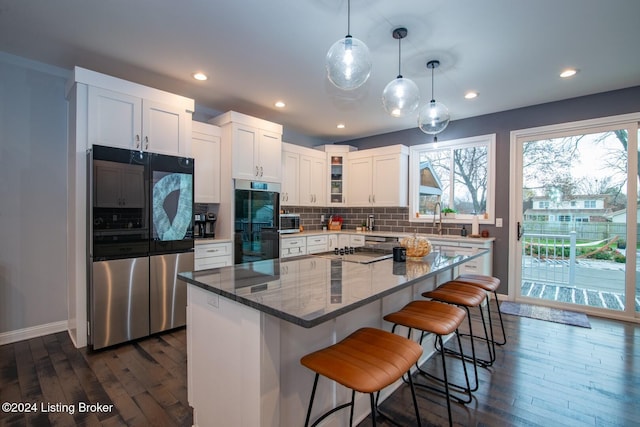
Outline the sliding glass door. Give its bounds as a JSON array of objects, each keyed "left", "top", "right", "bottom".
[{"left": 510, "top": 114, "right": 640, "bottom": 319}]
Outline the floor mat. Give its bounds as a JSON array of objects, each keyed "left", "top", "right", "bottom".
[{"left": 500, "top": 301, "right": 591, "bottom": 328}]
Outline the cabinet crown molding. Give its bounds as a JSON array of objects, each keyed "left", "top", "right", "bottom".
[
  {"left": 67, "top": 66, "right": 194, "bottom": 112},
  {"left": 209, "top": 111, "right": 283, "bottom": 134}
]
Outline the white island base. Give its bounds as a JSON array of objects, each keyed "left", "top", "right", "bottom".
[{"left": 187, "top": 272, "right": 451, "bottom": 427}]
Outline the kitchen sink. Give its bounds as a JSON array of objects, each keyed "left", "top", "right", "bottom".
[{"left": 313, "top": 248, "right": 393, "bottom": 264}]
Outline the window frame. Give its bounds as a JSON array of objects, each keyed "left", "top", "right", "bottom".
[{"left": 409, "top": 133, "right": 496, "bottom": 224}]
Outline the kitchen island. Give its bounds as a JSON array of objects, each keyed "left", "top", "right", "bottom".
[{"left": 178, "top": 246, "right": 488, "bottom": 427}]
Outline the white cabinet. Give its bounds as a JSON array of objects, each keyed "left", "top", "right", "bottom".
[
  {"left": 306, "top": 235, "right": 328, "bottom": 254},
  {"left": 349, "top": 234, "right": 366, "bottom": 247},
  {"left": 429, "top": 238, "right": 493, "bottom": 276},
  {"left": 88, "top": 87, "right": 141, "bottom": 150},
  {"left": 211, "top": 112, "right": 283, "bottom": 183},
  {"left": 327, "top": 234, "right": 339, "bottom": 250},
  {"left": 88, "top": 86, "right": 192, "bottom": 156},
  {"left": 281, "top": 143, "right": 326, "bottom": 206},
  {"left": 281, "top": 150, "right": 299, "bottom": 206},
  {"left": 347, "top": 156, "right": 374, "bottom": 206},
  {"left": 280, "top": 236, "right": 306, "bottom": 258},
  {"left": 316, "top": 145, "right": 356, "bottom": 206},
  {"left": 93, "top": 160, "right": 145, "bottom": 208},
  {"left": 192, "top": 122, "right": 221, "bottom": 203},
  {"left": 194, "top": 241, "right": 232, "bottom": 271},
  {"left": 299, "top": 153, "right": 326, "bottom": 206},
  {"left": 347, "top": 145, "right": 409, "bottom": 207}
]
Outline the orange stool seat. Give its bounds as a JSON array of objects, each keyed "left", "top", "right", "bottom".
[
  {"left": 384, "top": 300, "right": 465, "bottom": 336},
  {"left": 424, "top": 281, "right": 486, "bottom": 307},
  {"left": 455, "top": 273, "right": 499, "bottom": 291},
  {"left": 301, "top": 327, "right": 422, "bottom": 427}
]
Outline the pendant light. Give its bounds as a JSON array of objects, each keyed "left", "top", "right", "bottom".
[
  {"left": 417, "top": 60, "right": 450, "bottom": 135},
  {"left": 326, "top": 0, "right": 371, "bottom": 91},
  {"left": 382, "top": 27, "right": 420, "bottom": 117}
]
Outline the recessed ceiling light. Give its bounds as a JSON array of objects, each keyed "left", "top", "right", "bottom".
[
  {"left": 274, "top": 101, "right": 286, "bottom": 108},
  {"left": 192, "top": 72, "right": 208, "bottom": 81},
  {"left": 560, "top": 68, "right": 577, "bottom": 78},
  {"left": 336, "top": 123, "right": 345, "bottom": 129},
  {"left": 464, "top": 91, "right": 478, "bottom": 99}
]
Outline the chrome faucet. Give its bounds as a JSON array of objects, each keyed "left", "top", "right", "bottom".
[{"left": 433, "top": 201, "right": 443, "bottom": 235}]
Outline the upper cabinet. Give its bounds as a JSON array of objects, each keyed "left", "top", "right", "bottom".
[
  {"left": 347, "top": 145, "right": 409, "bottom": 207},
  {"left": 281, "top": 148, "right": 300, "bottom": 206},
  {"left": 192, "top": 121, "right": 221, "bottom": 203},
  {"left": 282, "top": 143, "right": 326, "bottom": 206},
  {"left": 70, "top": 66, "right": 195, "bottom": 157},
  {"left": 299, "top": 152, "right": 326, "bottom": 206},
  {"left": 88, "top": 86, "right": 191, "bottom": 157},
  {"left": 211, "top": 111, "right": 283, "bottom": 183},
  {"left": 316, "top": 145, "right": 356, "bottom": 206}
]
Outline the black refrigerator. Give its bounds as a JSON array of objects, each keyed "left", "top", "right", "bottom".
[{"left": 89, "top": 145, "right": 194, "bottom": 350}]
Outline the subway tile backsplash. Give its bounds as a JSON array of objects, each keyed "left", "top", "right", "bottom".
[{"left": 282, "top": 206, "right": 465, "bottom": 236}]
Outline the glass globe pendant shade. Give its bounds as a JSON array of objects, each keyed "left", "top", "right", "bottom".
[
  {"left": 326, "top": 35, "right": 372, "bottom": 91},
  {"left": 382, "top": 77, "right": 420, "bottom": 117},
  {"left": 417, "top": 99, "right": 450, "bottom": 134}
]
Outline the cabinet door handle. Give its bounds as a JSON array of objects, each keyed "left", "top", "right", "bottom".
[
  {"left": 260, "top": 166, "right": 264, "bottom": 177},
  {"left": 135, "top": 134, "right": 141, "bottom": 149},
  {"left": 255, "top": 165, "right": 259, "bottom": 176},
  {"left": 372, "top": 195, "right": 375, "bottom": 203},
  {"left": 144, "top": 136, "right": 149, "bottom": 150}
]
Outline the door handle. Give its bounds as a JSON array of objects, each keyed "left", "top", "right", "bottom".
[{"left": 517, "top": 222, "right": 524, "bottom": 241}]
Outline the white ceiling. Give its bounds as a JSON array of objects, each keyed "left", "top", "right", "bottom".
[{"left": 1, "top": 0, "right": 639, "bottom": 142}]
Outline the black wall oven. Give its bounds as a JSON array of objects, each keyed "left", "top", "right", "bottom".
[{"left": 89, "top": 145, "right": 194, "bottom": 350}]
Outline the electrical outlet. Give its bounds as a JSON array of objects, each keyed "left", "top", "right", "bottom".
[
  {"left": 321, "top": 214, "right": 325, "bottom": 222},
  {"left": 496, "top": 218, "right": 503, "bottom": 227}
]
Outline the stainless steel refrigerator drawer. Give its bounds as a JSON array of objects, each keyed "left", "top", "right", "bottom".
[
  {"left": 91, "top": 257, "right": 150, "bottom": 350},
  {"left": 150, "top": 251, "right": 194, "bottom": 334}
]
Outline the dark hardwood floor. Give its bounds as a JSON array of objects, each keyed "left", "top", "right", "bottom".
[{"left": 1, "top": 309, "right": 639, "bottom": 426}]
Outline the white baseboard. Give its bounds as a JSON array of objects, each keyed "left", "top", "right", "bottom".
[{"left": 0, "top": 320, "right": 68, "bottom": 346}]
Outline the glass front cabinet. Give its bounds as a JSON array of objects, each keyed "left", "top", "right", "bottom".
[{"left": 319, "top": 145, "right": 355, "bottom": 207}]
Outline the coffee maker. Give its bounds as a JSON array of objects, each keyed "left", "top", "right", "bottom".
[{"left": 194, "top": 213, "right": 216, "bottom": 238}]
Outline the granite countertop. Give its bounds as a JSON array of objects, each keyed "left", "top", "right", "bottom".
[{"left": 178, "top": 245, "right": 488, "bottom": 328}]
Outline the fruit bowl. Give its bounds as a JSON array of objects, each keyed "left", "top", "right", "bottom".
[{"left": 399, "top": 235, "right": 432, "bottom": 259}]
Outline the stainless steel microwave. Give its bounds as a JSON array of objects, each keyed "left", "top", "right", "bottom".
[{"left": 279, "top": 214, "right": 300, "bottom": 233}]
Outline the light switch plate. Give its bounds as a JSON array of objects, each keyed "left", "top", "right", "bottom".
[{"left": 496, "top": 218, "right": 503, "bottom": 227}]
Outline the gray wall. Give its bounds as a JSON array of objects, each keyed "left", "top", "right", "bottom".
[
  {"left": 0, "top": 53, "right": 69, "bottom": 334},
  {"left": 339, "top": 86, "right": 640, "bottom": 293}
]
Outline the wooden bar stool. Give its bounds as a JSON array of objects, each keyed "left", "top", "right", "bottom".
[
  {"left": 300, "top": 327, "right": 423, "bottom": 427},
  {"left": 384, "top": 300, "right": 471, "bottom": 427},
  {"left": 423, "top": 281, "right": 495, "bottom": 372}
]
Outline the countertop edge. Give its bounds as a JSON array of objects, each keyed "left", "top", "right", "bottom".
[{"left": 281, "top": 229, "right": 496, "bottom": 242}]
